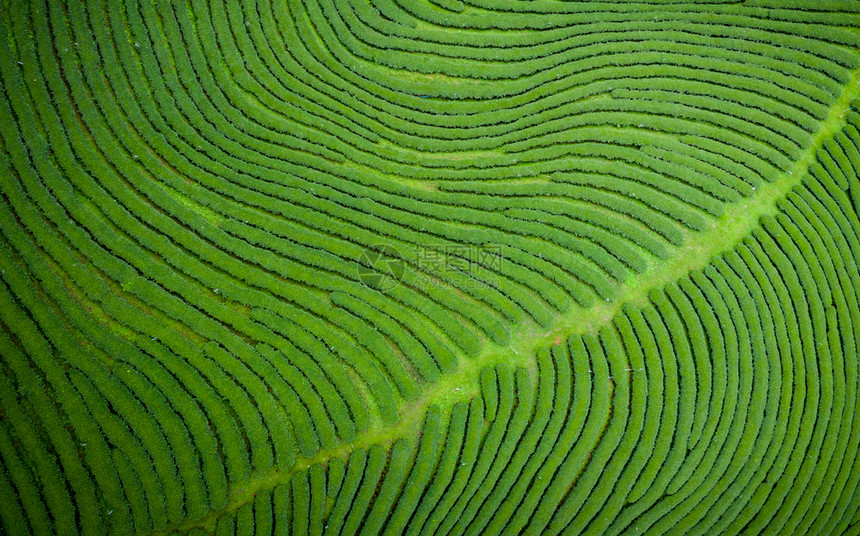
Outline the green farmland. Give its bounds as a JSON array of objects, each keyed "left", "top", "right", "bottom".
[{"left": 3, "top": 0, "right": 860, "bottom": 534}]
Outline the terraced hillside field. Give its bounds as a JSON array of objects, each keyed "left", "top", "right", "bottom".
[{"left": 2, "top": 0, "right": 860, "bottom": 535}]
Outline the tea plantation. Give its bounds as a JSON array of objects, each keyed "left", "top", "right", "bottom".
[{"left": 2, "top": 0, "right": 860, "bottom": 534}]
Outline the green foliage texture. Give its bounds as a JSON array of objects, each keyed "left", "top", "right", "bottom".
[{"left": 2, "top": 0, "right": 860, "bottom": 534}]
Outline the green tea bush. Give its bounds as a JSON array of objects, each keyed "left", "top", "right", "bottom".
[{"left": 3, "top": 0, "right": 860, "bottom": 534}]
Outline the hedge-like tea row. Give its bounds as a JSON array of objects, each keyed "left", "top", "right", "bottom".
[
  {"left": 198, "top": 118, "right": 860, "bottom": 534},
  {"left": 1, "top": 0, "right": 859, "bottom": 534}
]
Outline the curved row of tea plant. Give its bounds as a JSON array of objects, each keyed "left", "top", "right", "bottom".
[
  {"left": 1, "top": 0, "right": 860, "bottom": 534},
  {"left": 169, "top": 116, "right": 860, "bottom": 535}
]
